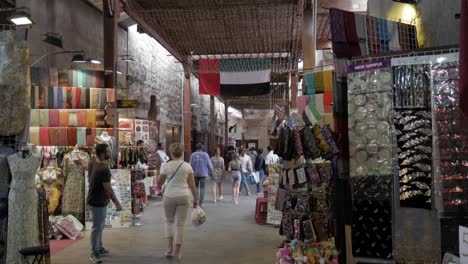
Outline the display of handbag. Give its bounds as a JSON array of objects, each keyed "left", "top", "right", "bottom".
[{"left": 300, "top": 126, "right": 323, "bottom": 159}]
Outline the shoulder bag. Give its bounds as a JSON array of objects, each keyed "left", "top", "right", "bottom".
[{"left": 161, "top": 161, "right": 184, "bottom": 195}]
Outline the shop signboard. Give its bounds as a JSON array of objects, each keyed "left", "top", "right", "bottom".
[
  {"left": 117, "top": 100, "right": 140, "bottom": 108},
  {"left": 85, "top": 169, "right": 133, "bottom": 230}
]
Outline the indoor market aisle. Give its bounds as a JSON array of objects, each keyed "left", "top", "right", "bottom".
[{"left": 52, "top": 184, "right": 281, "bottom": 264}]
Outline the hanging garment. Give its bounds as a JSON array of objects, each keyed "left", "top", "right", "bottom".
[
  {"left": 6, "top": 153, "right": 41, "bottom": 264},
  {"left": 57, "top": 86, "right": 63, "bottom": 109},
  {"left": 77, "top": 128, "right": 87, "bottom": 147},
  {"left": 62, "top": 152, "right": 89, "bottom": 223},
  {"left": 39, "top": 109, "right": 49, "bottom": 127},
  {"left": 49, "top": 128, "right": 60, "bottom": 146},
  {"left": 67, "top": 128, "right": 77, "bottom": 146},
  {"left": 40, "top": 127, "right": 50, "bottom": 146},
  {"left": 77, "top": 110, "right": 87, "bottom": 127},
  {"left": 58, "top": 128, "right": 68, "bottom": 146},
  {"left": 59, "top": 110, "right": 69, "bottom": 127},
  {"left": 87, "top": 109, "right": 96, "bottom": 128},
  {"left": 47, "top": 86, "right": 54, "bottom": 109},
  {"left": 30, "top": 109, "right": 39, "bottom": 127},
  {"left": 80, "top": 88, "right": 87, "bottom": 108}
]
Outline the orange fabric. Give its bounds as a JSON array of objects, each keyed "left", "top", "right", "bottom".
[
  {"left": 87, "top": 109, "right": 96, "bottom": 128},
  {"left": 67, "top": 127, "right": 77, "bottom": 146},
  {"left": 49, "top": 128, "right": 60, "bottom": 145},
  {"left": 58, "top": 128, "right": 68, "bottom": 146},
  {"left": 77, "top": 110, "right": 87, "bottom": 127},
  {"left": 59, "top": 110, "right": 69, "bottom": 127}
]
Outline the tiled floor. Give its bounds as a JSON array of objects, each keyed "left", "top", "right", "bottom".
[{"left": 52, "top": 183, "right": 281, "bottom": 264}]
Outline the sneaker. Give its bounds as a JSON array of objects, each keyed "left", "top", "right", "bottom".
[
  {"left": 90, "top": 253, "right": 102, "bottom": 263},
  {"left": 247, "top": 192, "right": 250, "bottom": 196},
  {"left": 98, "top": 248, "right": 110, "bottom": 257},
  {"left": 219, "top": 195, "right": 224, "bottom": 201}
]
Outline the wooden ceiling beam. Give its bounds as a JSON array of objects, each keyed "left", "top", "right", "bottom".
[{"left": 122, "top": 0, "right": 185, "bottom": 62}]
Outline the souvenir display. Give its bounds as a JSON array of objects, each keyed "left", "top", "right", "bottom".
[
  {"left": 351, "top": 175, "right": 393, "bottom": 259},
  {"left": 347, "top": 65, "right": 393, "bottom": 177},
  {"left": 431, "top": 61, "right": 468, "bottom": 215},
  {"left": 266, "top": 164, "right": 282, "bottom": 225},
  {"left": 394, "top": 110, "right": 432, "bottom": 209},
  {"left": 393, "top": 64, "right": 431, "bottom": 109},
  {"left": 85, "top": 170, "right": 132, "bottom": 229}
]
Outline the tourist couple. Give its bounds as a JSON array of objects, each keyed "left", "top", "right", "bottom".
[{"left": 86, "top": 142, "right": 213, "bottom": 263}]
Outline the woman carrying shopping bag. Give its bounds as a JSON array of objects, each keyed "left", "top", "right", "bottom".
[{"left": 157, "top": 143, "right": 198, "bottom": 260}]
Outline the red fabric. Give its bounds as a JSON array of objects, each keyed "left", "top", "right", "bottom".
[
  {"left": 71, "top": 88, "right": 77, "bottom": 108},
  {"left": 77, "top": 110, "right": 87, "bottom": 127},
  {"left": 460, "top": 0, "right": 468, "bottom": 120},
  {"left": 76, "top": 87, "right": 81, "bottom": 108},
  {"left": 50, "top": 237, "right": 82, "bottom": 256},
  {"left": 67, "top": 128, "right": 77, "bottom": 146},
  {"left": 86, "top": 128, "right": 96, "bottom": 146},
  {"left": 199, "top": 59, "right": 220, "bottom": 96},
  {"left": 39, "top": 127, "right": 49, "bottom": 146},
  {"left": 58, "top": 128, "right": 68, "bottom": 146},
  {"left": 49, "top": 109, "right": 59, "bottom": 127},
  {"left": 324, "top": 92, "right": 333, "bottom": 113}
]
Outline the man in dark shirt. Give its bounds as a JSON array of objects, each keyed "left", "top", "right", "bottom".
[{"left": 87, "top": 144, "right": 122, "bottom": 263}]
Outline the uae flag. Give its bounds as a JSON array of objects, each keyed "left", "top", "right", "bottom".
[{"left": 199, "top": 59, "right": 271, "bottom": 96}]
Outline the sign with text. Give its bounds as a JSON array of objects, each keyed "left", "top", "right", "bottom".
[{"left": 117, "top": 100, "right": 140, "bottom": 108}]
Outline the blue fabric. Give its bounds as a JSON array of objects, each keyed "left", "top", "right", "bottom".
[
  {"left": 239, "top": 173, "right": 251, "bottom": 195},
  {"left": 90, "top": 206, "right": 107, "bottom": 253},
  {"left": 256, "top": 170, "right": 265, "bottom": 193},
  {"left": 378, "top": 18, "right": 390, "bottom": 52},
  {"left": 194, "top": 177, "right": 206, "bottom": 204},
  {"left": 190, "top": 150, "right": 213, "bottom": 177}
]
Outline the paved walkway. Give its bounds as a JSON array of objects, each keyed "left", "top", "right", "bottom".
[{"left": 52, "top": 183, "right": 281, "bottom": 264}]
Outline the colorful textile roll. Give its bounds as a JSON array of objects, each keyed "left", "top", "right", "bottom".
[
  {"left": 40, "top": 127, "right": 50, "bottom": 146},
  {"left": 77, "top": 110, "right": 87, "bottom": 127},
  {"left": 90, "top": 88, "right": 99, "bottom": 108},
  {"left": 66, "top": 87, "right": 72, "bottom": 109},
  {"left": 67, "top": 127, "right": 77, "bottom": 146},
  {"left": 85, "top": 88, "right": 91, "bottom": 108},
  {"left": 77, "top": 127, "right": 87, "bottom": 146},
  {"left": 98, "top": 89, "right": 107, "bottom": 108},
  {"left": 107, "top": 89, "right": 115, "bottom": 103},
  {"left": 58, "top": 69, "right": 68, "bottom": 86},
  {"left": 33, "top": 85, "right": 40, "bottom": 109},
  {"left": 49, "top": 127, "right": 60, "bottom": 146},
  {"left": 49, "top": 109, "right": 59, "bottom": 127},
  {"left": 39, "top": 109, "right": 49, "bottom": 127},
  {"left": 59, "top": 110, "right": 69, "bottom": 127},
  {"left": 87, "top": 109, "right": 96, "bottom": 128},
  {"left": 315, "top": 72, "right": 325, "bottom": 93},
  {"left": 58, "top": 127, "right": 68, "bottom": 146},
  {"left": 68, "top": 111, "right": 78, "bottom": 127},
  {"left": 53, "top": 86, "right": 59, "bottom": 109},
  {"left": 80, "top": 88, "right": 87, "bottom": 108},
  {"left": 48, "top": 86, "right": 54, "bottom": 109},
  {"left": 30, "top": 109, "right": 40, "bottom": 127},
  {"left": 76, "top": 87, "right": 81, "bottom": 108},
  {"left": 29, "top": 127, "right": 40, "bottom": 146},
  {"left": 38, "top": 86, "right": 46, "bottom": 109},
  {"left": 71, "top": 88, "right": 78, "bottom": 109},
  {"left": 86, "top": 128, "right": 96, "bottom": 146},
  {"left": 95, "top": 110, "right": 106, "bottom": 127},
  {"left": 57, "top": 86, "right": 63, "bottom": 109},
  {"left": 61, "top": 87, "right": 67, "bottom": 108}
]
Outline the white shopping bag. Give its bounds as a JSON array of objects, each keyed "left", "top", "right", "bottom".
[
  {"left": 253, "top": 171, "right": 260, "bottom": 183},
  {"left": 191, "top": 206, "right": 206, "bottom": 226}
]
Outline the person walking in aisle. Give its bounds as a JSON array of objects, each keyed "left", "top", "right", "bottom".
[
  {"left": 254, "top": 148, "right": 266, "bottom": 195},
  {"left": 228, "top": 153, "right": 242, "bottom": 204},
  {"left": 265, "top": 145, "right": 279, "bottom": 175},
  {"left": 189, "top": 143, "right": 213, "bottom": 206},
  {"left": 210, "top": 147, "right": 225, "bottom": 203},
  {"left": 157, "top": 143, "right": 198, "bottom": 260},
  {"left": 239, "top": 148, "right": 252, "bottom": 196},
  {"left": 87, "top": 144, "right": 123, "bottom": 264}
]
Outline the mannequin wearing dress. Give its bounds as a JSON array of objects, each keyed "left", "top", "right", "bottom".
[
  {"left": 6, "top": 150, "right": 41, "bottom": 264},
  {"left": 62, "top": 146, "right": 89, "bottom": 223},
  {"left": 94, "top": 131, "right": 117, "bottom": 168},
  {"left": 38, "top": 165, "right": 64, "bottom": 215}
]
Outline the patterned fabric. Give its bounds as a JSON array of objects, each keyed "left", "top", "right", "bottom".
[
  {"left": 39, "top": 109, "right": 49, "bottom": 127},
  {"left": 49, "top": 109, "right": 59, "bottom": 127},
  {"left": 352, "top": 175, "right": 393, "bottom": 259},
  {"left": 0, "top": 30, "right": 31, "bottom": 136},
  {"left": 6, "top": 153, "right": 41, "bottom": 264},
  {"left": 62, "top": 152, "right": 89, "bottom": 223}
]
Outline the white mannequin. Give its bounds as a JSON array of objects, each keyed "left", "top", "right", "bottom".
[{"left": 99, "top": 131, "right": 111, "bottom": 142}]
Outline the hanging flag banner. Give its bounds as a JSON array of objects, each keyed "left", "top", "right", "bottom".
[
  {"left": 199, "top": 59, "right": 271, "bottom": 96},
  {"left": 304, "top": 102, "right": 322, "bottom": 125}
]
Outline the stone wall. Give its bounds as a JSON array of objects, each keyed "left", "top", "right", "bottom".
[{"left": 368, "top": 0, "right": 461, "bottom": 48}]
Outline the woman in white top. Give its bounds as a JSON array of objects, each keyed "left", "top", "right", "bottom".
[
  {"left": 157, "top": 143, "right": 198, "bottom": 260},
  {"left": 210, "top": 147, "right": 225, "bottom": 203}
]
